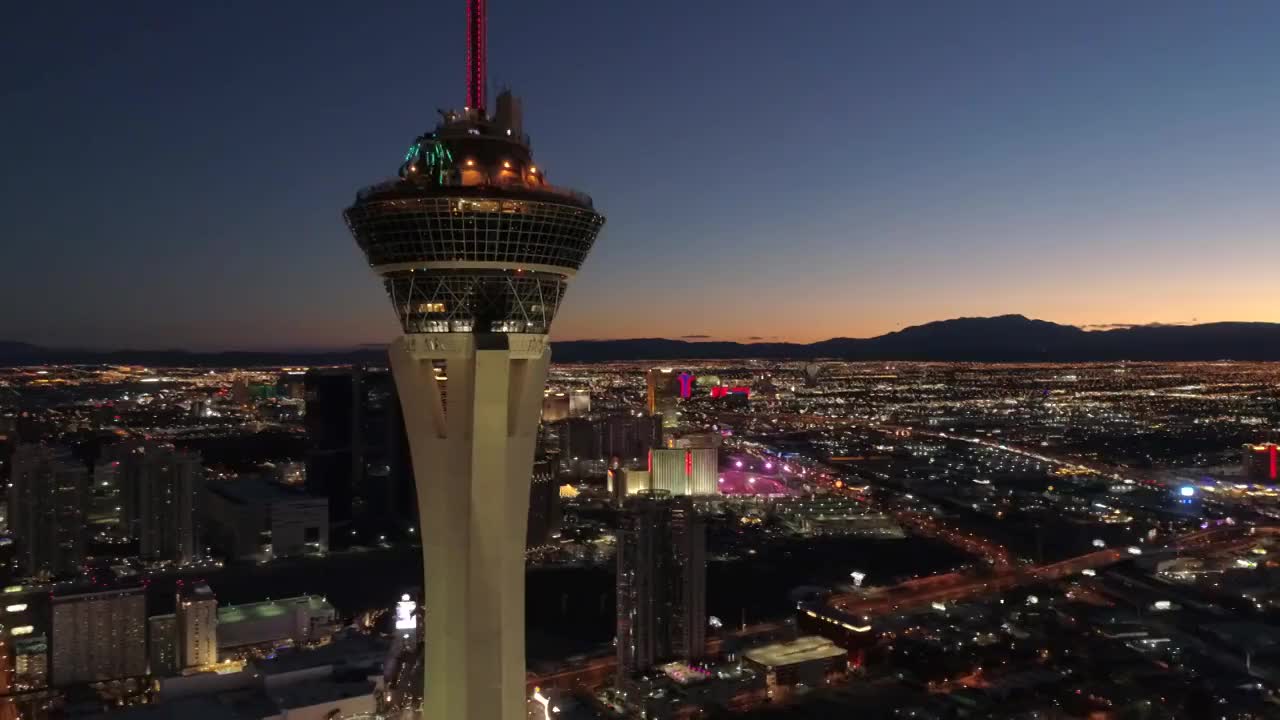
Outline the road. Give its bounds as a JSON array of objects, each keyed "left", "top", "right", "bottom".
[{"left": 823, "top": 525, "right": 1258, "bottom": 620}]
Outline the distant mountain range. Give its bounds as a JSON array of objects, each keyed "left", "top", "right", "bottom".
[{"left": 3, "top": 315, "right": 1280, "bottom": 366}]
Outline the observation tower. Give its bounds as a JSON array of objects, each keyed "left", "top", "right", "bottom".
[{"left": 342, "top": 0, "right": 605, "bottom": 717}]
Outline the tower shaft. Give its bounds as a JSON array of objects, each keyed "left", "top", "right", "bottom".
[{"left": 389, "top": 333, "right": 549, "bottom": 720}]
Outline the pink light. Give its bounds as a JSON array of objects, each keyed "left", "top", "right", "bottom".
[
  {"left": 765, "top": 462, "right": 773, "bottom": 470},
  {"left": 734, "top": 460, "right": 743, "bottom": 468}
]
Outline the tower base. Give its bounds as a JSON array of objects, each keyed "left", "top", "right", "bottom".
[{"left": 389, "top": 333, "right": 550, "bottom": 720}]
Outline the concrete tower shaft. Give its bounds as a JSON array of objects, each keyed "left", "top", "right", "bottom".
[{"left": 342, "top": 4, "right": 604, "bottom": 718}]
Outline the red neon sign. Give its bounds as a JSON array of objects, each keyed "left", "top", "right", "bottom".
[
  {"left": 685, "top": 450, "right": 693, "bottom": 476},
  {"left": 1271, "top": 445, "right": 1278, "bottom": 481}
]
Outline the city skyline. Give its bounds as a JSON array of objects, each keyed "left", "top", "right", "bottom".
[{"left": 5, "top": 1, "right": 1280, "bottom": 350}]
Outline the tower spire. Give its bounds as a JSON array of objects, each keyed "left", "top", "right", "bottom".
[{"left": 466, "top": 0, "right": 487, "bottom": 113}]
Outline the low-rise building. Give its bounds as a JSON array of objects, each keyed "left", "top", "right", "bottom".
[
  {"left": 743, "top": 636, "right": 848, "bottom": 696},
  {"left": 204, "top": 480, "right": 328, "bottom": 561},
  {"left": 217, "top": 596, "right": 337, "bottom": 655}
]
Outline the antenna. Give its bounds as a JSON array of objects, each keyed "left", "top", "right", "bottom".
[{"left": 466, "top": 0, "right": 487, "bottom": 113}]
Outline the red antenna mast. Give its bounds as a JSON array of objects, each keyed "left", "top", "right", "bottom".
[{"left": 466, "top": 0, "right": 487, "bottom": 113}]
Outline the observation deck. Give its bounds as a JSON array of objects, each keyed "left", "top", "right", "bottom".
[{"left": 344, "top": 99, "right": 605, "bottom": 335}]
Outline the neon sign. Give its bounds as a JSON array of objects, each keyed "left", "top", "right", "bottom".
[{"left": 677, "top": 372, "right": 695, "bottom": 399}]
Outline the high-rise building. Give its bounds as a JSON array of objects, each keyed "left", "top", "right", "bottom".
[
  {"left": 176, "top": 582, "right": 217, "bottom": 669},
  {"left": 51, "top": 584, "right": 147, "bottom": 685},
  {"left": 605, "top": 414, "right": 663, "bottom": 465},
  {"left": 341, "top": 0, "right": 605, "bottom": 714},
  {"left": 100, "top": 442, "right": 202, "bottom": 565},
  {"left": 12, "top": 636, "right": 48, "bottom": 691},
  {"left": 527, "top": 462, "right": 560, "bottom": 549},
  {"left": 669, "top": 497, "right": 707, "bottom": 663},
  {"left": 148, "top": 614, "right": 178, "bottom": 677},
  {"left": 557, "top": 415, "right": 661, "bottom": 466},
  {"left": 8, "top": 444, "right": 88, "bottom": 578},
  {"left": 558, "top": 418, "right": 603, "bottom": 461},
  {"left": 304, "top": 366, "right": 415, "bottom": 541},
  {"left": 541, "top": 390, "right": 590, "bottom": 423},
  {"left": 616, "top": 492, "right": 707, "bottom": 676},
  {"left": 1244, "top": 443, "right": 1279, "bottom": 483},
  {"left": 646, "top": 369, "right": 692, "bottom": 427},
  {"left": 609, "top": 467, "right": 653, "bottom": 505},
  {"left": 650, "top": 448, "right": 718, "bottom": 496}
]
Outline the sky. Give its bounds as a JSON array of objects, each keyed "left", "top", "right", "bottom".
[{"left": 2, "top": 1, "right": 1278, "bottom": 350}]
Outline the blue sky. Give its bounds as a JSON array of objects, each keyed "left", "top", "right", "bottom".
[{"left": 2, "top": 1, "right": 1277, "bottom": 348}]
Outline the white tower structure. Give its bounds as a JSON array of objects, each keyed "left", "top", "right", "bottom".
[{"left": 342, "top": 3, "right": 604, "bottom": 717}]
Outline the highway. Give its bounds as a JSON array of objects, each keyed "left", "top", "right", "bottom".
[{"left": 824, "top": 525, "right": 1259, "bottom": 620}]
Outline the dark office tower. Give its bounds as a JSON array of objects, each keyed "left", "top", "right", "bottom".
[
  {"left": 342, "top": 1, "right": 604, "bottom": 713},
  {"left": 8, "top": 445, "right": 87, "bottom": 579},
  {"left": 103, "top": 442, "right": 202, "bottom": 565},
  {"left": 558, "top": 418, "right": 604, "bottom": 461},
  {"left": 603, "top": 414, "right": 663, "bottom": 465},
  {"left": 669, "top": 498, "right": 707, "bottom": 662},
  {"left": 526, "top": 462, "right": 560, "bottom": 549},
  {"left": 616, "top": 492, "right": 707, "bottom": 676},
  {"left": 304, "top": 367, "right": 415, "bottom": 540}
]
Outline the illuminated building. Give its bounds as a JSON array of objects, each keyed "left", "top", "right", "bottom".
[
  {"left": 216, "top": 596, "right": 337, "bottom": 653},
  {"left": 51, "top": 584, "right": 147, "bottom": 685},
  {"left": 342, "top": 3, "right": 603, "bottom": 712},
  {"left": 1244, "top": 443, "right": 1279, "bottom": 483},
  {"left": 646, "top": 369, "right": 690, "bottom": 427},
  {"left": 304, "top": 367, "right": 415, "bottom": 541},
  {"left": 104, "top": 442, "right": 202, "bottom": 565},
  {"left": 541, "top": 390, "right": 591, "bottom": 422},
  {"left": 650, "top": 448, "right": 718, "bottom": 496},
  {"left": 12, "top": 636, "right": 47, "bottom": 690},
  {"left": 395, "top": 593, "right": 419, "bottom": 644},
  {"left": 774, "top": 497, "right": 906, "bottom": 538},
  {"left": 612, "top": 468, "right": 652, "bottom": 505},
  {"left": 177, "top": 582, "right": 217, "bottom": 669},
  {"left": 541, "top": 393, "right": 571, "bottom": 423},
  {"left": 148, "top": 613, "right": 179, "bottom": 677},
  {"left": 743, "top": 636, "right": 847, "bottom": 695},
  {"left": 8, "top": 444, "right": 87, "bottom": 578},
  {"left": 616, "top": 492, "right": 706, "bottom": 675}
]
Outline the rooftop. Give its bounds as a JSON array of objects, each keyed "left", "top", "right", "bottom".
[
  {"left": 217, "top": 595, "right": 333, "bottom": 625},
  {"left": 268, "top": 678, "right": 376, "bottom": 709},
  {"left": 256, "top": 633, "right": 387, "bottom": 676},
  {"left": 743, "top": 636, "right": 847, "bottom": 669},
  {"left": 207, "top": 479, "right": 313, "bottom": 506}
]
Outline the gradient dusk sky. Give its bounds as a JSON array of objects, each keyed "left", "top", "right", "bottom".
[{"left": 3, "top": 1, "right": 1278, "bottom": 350}]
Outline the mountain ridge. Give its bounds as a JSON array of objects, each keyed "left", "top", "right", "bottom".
[{"left": 3, "top": 315, "right": 1280, "bottom": 365}]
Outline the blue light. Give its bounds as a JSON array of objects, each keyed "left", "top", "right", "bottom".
[{"left": 1179, "top": 486, "right": 1195, "bottom": 498}]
